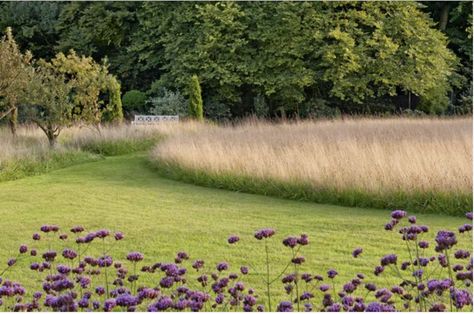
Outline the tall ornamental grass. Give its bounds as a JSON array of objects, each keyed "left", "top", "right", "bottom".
[{"left": 151, "top": 117, "right": 472, "bottom": 215}]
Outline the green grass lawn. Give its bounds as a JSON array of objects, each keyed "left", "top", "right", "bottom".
[{"left": 0, "top": 153, "right": 470, "bottom": 307}]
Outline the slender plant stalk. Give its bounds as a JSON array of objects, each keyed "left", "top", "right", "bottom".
[{"left": 265, "top": 239, "right": 272, "bottom": 311}]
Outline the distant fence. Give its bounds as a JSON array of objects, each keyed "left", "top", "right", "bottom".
[{"left": 131, "top": 115, "right": 179, "bottom": 125}]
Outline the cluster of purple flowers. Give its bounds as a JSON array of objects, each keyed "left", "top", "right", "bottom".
[{"left": 0, "top": 210, "right": 472, "bottom": 312}]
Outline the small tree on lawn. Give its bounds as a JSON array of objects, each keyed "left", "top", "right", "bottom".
[
  {"left": 188, "top": 74, "right": 203, "bottom": 121},
  {"left": 0, "top": 27, "right": 33, "bottom": 136},
  {"left": 26, "top": 65, "right": 75, "bottom": 148},
  {"left": 45, "top": 50, "right": 123, "bottom": 131}
]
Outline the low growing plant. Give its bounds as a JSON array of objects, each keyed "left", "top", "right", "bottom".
[{"left": 0, "top": 211, "right": 472, "bottom": 312}]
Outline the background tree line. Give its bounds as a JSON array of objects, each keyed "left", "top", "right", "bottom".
[{"left": 0, "top": 1, "right": 472, "bottom": 121}]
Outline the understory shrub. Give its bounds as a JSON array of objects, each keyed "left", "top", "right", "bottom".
[
  {"left": 0, "top": 211, "right": 472, "bottom": 312},
  {"left": 148, "top": 89, "right": 187, "bottom": 117},
  {"left": 122, "top": 90, "right": 147, "bottom": 115}
]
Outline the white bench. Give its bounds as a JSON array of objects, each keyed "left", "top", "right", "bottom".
[{"left": 131, "top": 115, "right": 179, "bottom": 125}]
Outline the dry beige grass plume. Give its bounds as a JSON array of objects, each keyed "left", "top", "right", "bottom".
[{"left": 152, "top": 117, "right": 473, "bottom": 194}]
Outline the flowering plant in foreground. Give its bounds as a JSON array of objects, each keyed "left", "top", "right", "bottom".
[{"left": 0, "top": 212, "right": 472, "bottom": 312}]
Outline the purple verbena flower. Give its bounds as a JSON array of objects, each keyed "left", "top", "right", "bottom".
[
  {"left": 126, "top": 252, "right": 144, "bottom": 262},
  {"left": 228, "top": 235, "right": 240, "bottom": 244},
  {"left": 216, "top": 262, "right": 228, "bottom": 272},
  {"left": 327, "top": 269, "right": 338, "bottom": 279},
  {"left": 276, "top": 301, "right": 293, "bottom": 312},
  {"left": 380, "top": 254, "right": 397, "bottom": 266},
  {"left": 391, "top": 210, "right": 407, "bottom": 220},
  {"left": 254, "top": 228, "right": 275, "bottom": 240},
  {"left": 435, "top": 231, "right": 457, "bottom": 251},
  {"left": 352, "top": 247, "right": 363, "bottom": 258}
]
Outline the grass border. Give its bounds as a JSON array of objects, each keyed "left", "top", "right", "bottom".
[
  {"left": 149, "top": 158, "right": 471, "bottom": 216},
  {"left": 0, "top": 137, "right": 162, "bottom": 183},
  {"left": 0, "top": 150, "right": 103, "bottom": 183}
]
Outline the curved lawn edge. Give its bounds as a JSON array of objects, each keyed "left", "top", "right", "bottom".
[
  {"left": 0, "top": 137, "right": 161, "bottom": 183},
  {"left": 149, "top": 158, "right": 471, "bottom": 216},
  {"left": 0, "top": 151, "right": 103, "bottom": 183}
]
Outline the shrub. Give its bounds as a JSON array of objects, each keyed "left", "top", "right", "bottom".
[
  {"left": 203, "top": 99, "right": 231, "bottom": 121},
  {"left": 188, "top": 75, "right": 203, "bottom": 121},
  {"left": 122, "top": 90, "right": 147, "bottom": 114},
  {"left": 0, "top": 210, "right": 472, "bottom": 311},
  {"left": 148, "top": 89, "right": 187, "bottom": 117}
]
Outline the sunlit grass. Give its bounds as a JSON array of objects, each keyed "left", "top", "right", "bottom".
[{"left": 0, "top": 153, "right": 469, "bottom": 303}]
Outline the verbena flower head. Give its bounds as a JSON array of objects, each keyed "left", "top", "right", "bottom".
[
  {"left": 459, "top": 224, "right": 472, "bottom": 233},
  {"left": 391, "top": 210, "right": 407, "bottom": 220},
  {"left": 380, "top": 254, "right": 397, "bottom": 266},
  {"left": 454, "top": 250, "right": 470, "bottom": 259},
  {"left": 298, "top": 234, "right": 309, "bottom": 245},
  {"left": 419, "top": 241, "right": 429, "bottom": 249},
  {"left": 451, "top": 288, "right": 472, "bottom": 309},
  {"left": 32, "top": 233, "right": 40, "bottom": 241},
  {"left": 126, "top": 252, "right": 144, "bottom": 262},
  {"left": 254, "top": 228, "right": 275, "bottom": 240},
  {"left": 216, "top": 262, "right": 228, "bottom": 272},
  {"left": 291, "top": 256, "right": 305, "bottom": 264},
  {"left": 343, "top": 282, "right": 356, "bottom": 293},
  {"left": 366, "top": 302, "right": 395, "bottom": 312},
  {"left": 352, "top": 247, "right": 363, "bottom": 258},
  {"left": 282, "top": 236, "right": 298, "bottom": 248},
  {"left": 276, "top": 301, "right": 293, "bottom": 312},
  {"left": 374, "top": 266, "right": 384, "bottom": 276},
  {"left": 192, "top": 260, "right": 204, "bottom": 270},
  {"left": 227, "top": 235, "right": 240, "bottom": 244},
  {"left": 435, "top": 230, "right": 457, "bottom": 251},
  {"left": 19, "top": 245, "right": 28, "bottom": 254},
  {"left": 114, "top": 232, "right": 124, "bottom": 241},
  {"left": 62, "top": 248, "right": 77, "bottom": 260},
  {"left": 327, "top": 269, "right": 338, "bottom": 279},
  {"left": 466, "top": 212, "right": 473, "bottom": 220},
  {"left": 408, "top": 216, "right": 417, "bottom": 224},
  {"left": 70, "top": 226, "right": 84, "bottom": 233},
  {"left": 95, "top": 229, "right": 110, "bottom": 239}
]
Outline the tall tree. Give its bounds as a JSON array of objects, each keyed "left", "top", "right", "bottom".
[
  {"left": 0, "top": 1, "right": 62, "bottom": 59},
  {"left": 56, "top": 1, "right": 142, "bottom": 90},
  {"left": 0, "top": 27, "right": 33, "bottom": 135}
]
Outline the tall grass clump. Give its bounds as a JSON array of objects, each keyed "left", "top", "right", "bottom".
[{"left": 150, "top": 117, "right": 472, "bottom": 215}]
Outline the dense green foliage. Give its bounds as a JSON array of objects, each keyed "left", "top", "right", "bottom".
[
  {"left": 0, "top": 1, "right": 470, "bottom": 120},
  {"left": 188, "top": 75, "right": 204, "bottom": 120},
  {"left": 122, "top": 89, "right": 147, "bottom": 116}
]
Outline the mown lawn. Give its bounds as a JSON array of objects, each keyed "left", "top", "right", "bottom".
[{"left": 0, "top": 153, "right": 470, "bottom": 306}]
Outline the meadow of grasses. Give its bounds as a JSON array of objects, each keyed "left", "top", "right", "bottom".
[{"left": 151, "top": 117, "right": 472, "bottom": 215}]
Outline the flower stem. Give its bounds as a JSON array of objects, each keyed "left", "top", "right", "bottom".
[{"left": 265, "top": 239, "right": 272, "bottom": 311}]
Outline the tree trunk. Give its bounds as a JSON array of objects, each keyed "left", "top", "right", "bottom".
[
  {"left": 48, "top": 134, "right": 58, "bottom": 148},
  {"left": 439, "top": 3, "right": 450, "bottom": 31},
  {"left": 8, "top": 106, "right": 17, "bottom": 137}
]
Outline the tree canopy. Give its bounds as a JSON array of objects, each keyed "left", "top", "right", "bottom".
[{"left": 0, "top": 1, "right": 471, "bottom": 119}]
